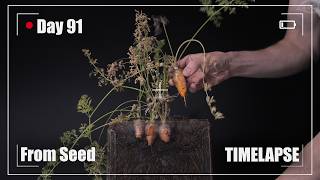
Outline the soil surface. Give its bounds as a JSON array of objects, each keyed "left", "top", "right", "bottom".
[{"left": 106, "top": 118, "right": 212, "bottom": 180}]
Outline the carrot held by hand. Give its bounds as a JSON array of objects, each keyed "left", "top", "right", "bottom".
[{"left": 173, "top": 67, "right": 187, "bottom": 106}]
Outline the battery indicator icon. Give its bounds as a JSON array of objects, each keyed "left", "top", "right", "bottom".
[{"left": 279, "top": 20, "right": 296, "bottom": 30}]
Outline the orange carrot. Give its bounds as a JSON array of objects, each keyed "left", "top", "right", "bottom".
[
  {"left": 133, "top": 119, "right": 145, "bottom": 139},
  {"left": 159, "top": 123, "right": 171, "bottom": 143},
  {"left": 173, "top": 67, "right": 187, "bottom": 106},
  {"left": 145, "top": 122, "right": 157, "bottom": 146}
]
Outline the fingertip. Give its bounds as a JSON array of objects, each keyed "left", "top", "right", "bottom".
[
  {"left": 189, "top": 89, "right": 196, "bottom": 93},
  {"left": 177, "top": 61, "right": 183, "bottom": 69},
  {"left": 177, "top": 55, "right": 189, "bottom": 68},
  {"left": 183, "top": 67, "right": 190, "bottom": 77},
  {"left": 168, "top": 79, "right": 174, "bottom": 86},
  {"left": 183, "top": 56, "right": 201, "bottom": 77},
  {"left": 189, "top": 83, "right": 197, "bottom": 93}
]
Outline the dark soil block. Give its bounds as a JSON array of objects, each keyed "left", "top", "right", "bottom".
[{"left": 106, "top": 118, "right": 212, "bottom": 180}]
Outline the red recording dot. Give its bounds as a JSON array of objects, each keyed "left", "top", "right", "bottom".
[{"left": 25, "top": 21, "right": 33, "bottom": 29}]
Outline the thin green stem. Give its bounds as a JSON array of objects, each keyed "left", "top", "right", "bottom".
[
  {"left": 93, "top": 99, "right": 145, "bottom": 125},
  {"left": 162, "top": 21, "right": 174, "bottom": 56},
  {"left": 122, "top": 85, "right": 145, "bottom": 93},
  {"left": 177, "top": 3, "right": 234, "bottom": 61},
  {"left": 89, "top": 85, "right": 144, "bottom": 119},
  {"left": 90, "top": 109, "right": 127, "bottom": 132},
  {"left": 89, "top": 87, "right": 116, "bottom": 118},
  {"left": 96, "top": 100, "right": 147, "bottom": 141},
  {"left": 175, "top": 39, "right": 206, "bottom": 63},
  {"left": 46, "top": 101, "right": 146, "bottom": 175},
  {"left": 47, "top": 123, "right": 89, "bottom": 175},
  {"left": 88, "top": 117, "right": 92, "bottom": 142}
]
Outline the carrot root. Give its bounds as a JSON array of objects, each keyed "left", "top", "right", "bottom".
[
  {"left": 173, "top": 67, "right": 187, "bottom": 106},
  {"left": 145, "top": 122, "right": 157, "bottom": 146},
  {"left": 183, "top": 97, "right": 187, "bottom": 107},
  {"left": 159, "top": 123, "right": 171, "bottom": 143},
  {"left": 133, "top": 119, "right": 145, "bottom": 139}
]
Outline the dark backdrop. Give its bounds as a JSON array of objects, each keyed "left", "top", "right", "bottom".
[{"left": 1, "top": 0, "right": 319, "bottom": 179}]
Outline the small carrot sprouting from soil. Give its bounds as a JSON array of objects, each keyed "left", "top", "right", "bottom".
[
  {"left": 173, "top": 67, "right": 187, "bottom": 106},
  {"left": 133, "top": 119, "right": 145, "bottom": 139},
  {"left": 159, "top": 123, "right": 171, "bottom": 143},
  {"left": 145, "top": 122, "right": 157, "bottom": 146}
]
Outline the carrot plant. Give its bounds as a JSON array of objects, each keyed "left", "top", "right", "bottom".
[{"left": 39, "top": 1, "right": 251, "bottom": 179}]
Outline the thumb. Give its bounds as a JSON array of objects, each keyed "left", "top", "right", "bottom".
[{"left": 182, "top": 54, "right": 201, "bottom": 77}]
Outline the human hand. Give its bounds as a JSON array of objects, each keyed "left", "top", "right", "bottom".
[{"left": 169, "top": 51, "right": 232, "bottom": 93}]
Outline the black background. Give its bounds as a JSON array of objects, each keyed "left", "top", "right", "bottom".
[{"left": 1, "top": 0, "right": 319, "bottom": 179}]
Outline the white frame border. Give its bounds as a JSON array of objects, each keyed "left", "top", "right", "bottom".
[{"left": 6, "top": 4, "right": 314, "bottom": 176}]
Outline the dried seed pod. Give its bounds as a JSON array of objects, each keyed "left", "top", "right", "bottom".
[
  {"left": 133, "top": 119, "right": 145, "bottom": 139},
  {"left": 159, "top": 123, "right": 171, "bottom": 143},
  {"left": 145, "top": 122, "right": 157, "bottom": 146}
]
